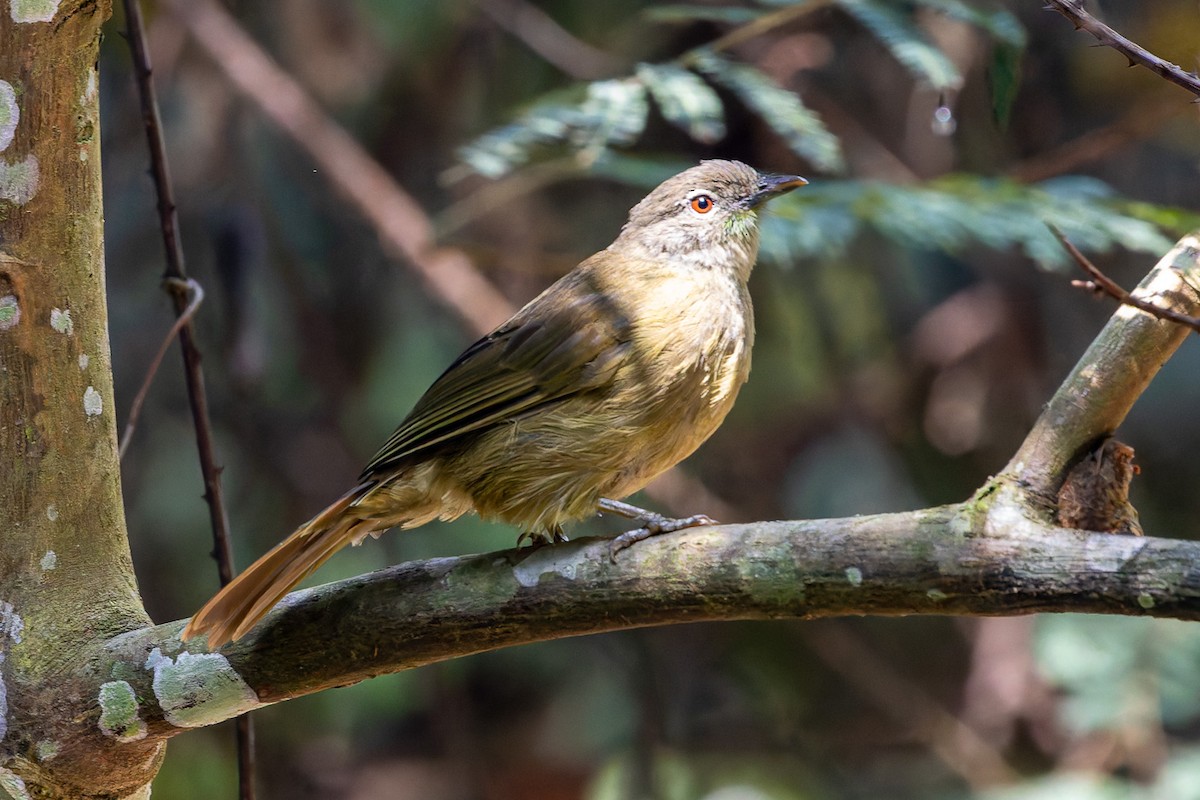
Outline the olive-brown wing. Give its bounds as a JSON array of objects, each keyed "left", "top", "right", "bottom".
[{"left": 359, "top": 275, "right": 632, "bottom": 478}]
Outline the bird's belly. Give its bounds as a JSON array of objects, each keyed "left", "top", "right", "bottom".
[{"left": 449, "top": 308, "right": 751, "bottom": 531}]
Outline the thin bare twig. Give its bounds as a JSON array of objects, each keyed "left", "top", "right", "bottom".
[
  {"left": 121, "top": 1, "right": 256, "bottom": 797},
  {"left": 699, "top": 0, "right": 835, "bottom": 57},
  {"left": 1008, "top": 93, "right": 1187, "bottom": 184},
  {"left": 805, "top": 623, "right": 1019, "bottom": 789},
  {"left": 1051, "top": 226, "right": 1200, "bottom": 334},
  {"left": 118, "top": 278, "right": 204, "bottom": 460},
  {"left": 473, "top": 0, "right": 619, "bottom": 80},
  {"left": 164, "top": 0, "right": 513, "bottom": 337},
  {"left": 1043, "top": 0, "right": 1200, "bottom": 98}
]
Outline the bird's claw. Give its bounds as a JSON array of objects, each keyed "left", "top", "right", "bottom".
[
  {"left": 608, "top": 513, "right": 717, "bottom": 562},
  {"left": 516, "top": 526, "right": 569, "bottom": 549}
]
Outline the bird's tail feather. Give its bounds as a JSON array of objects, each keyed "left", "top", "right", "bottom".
[{"left": 181, "top": 483, "right": 375, "bottom": 650}]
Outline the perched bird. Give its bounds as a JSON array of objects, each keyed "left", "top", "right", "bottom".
[{"left": 182, "top": 160, "right": 806, "bottom": 649}]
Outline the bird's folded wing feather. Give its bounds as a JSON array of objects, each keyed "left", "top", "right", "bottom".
[{"left": 360, "top": 272, "right": 631, "bottom": 477}]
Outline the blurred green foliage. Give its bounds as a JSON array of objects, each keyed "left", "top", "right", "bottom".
[{"left": 92, "top": 0, "right": 1200, "bottom": 797}]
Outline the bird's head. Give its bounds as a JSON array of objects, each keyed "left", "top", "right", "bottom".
[{"left": 612, "top": 159, "right": 807, "bottom": 278}]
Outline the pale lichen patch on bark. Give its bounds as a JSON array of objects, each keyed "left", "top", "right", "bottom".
[
  {"left": 97, "top": 681, "right": 147, "bottom": 743},
  {"left": 0, "top": 767, "right": 30, "bottom": 800},
  {"left": 144, "top": 648, "right": 260, "bottom": 728},
  {"left": 844, "top": 566, "right": 863, "bottom": 586},
  {"left": 49, "top": 307, "right": 72, "bottom": 335},
  {"left": 512, "top": 546, "right": 580, "bottom": 588},
  {"left": 83, "top": 386, "right": 103, "bottom": 417},
  {"left": 0, "top": 82, "right": 14, "bottom": 153},
  {"left": 0, "top": 155, "right": 38, "bottom": 205},
  {"left": 39, "top": 551, "right": 56, "bottom": 571},
  {"left": 9, "top": 0, "right": 61, "bottom": 23},
  {"left": 80, "top": 70, "right": 97, "bottom": 106},
  {"left": 0, "top": 656, "right": 8, "bottom": 742},
  {"left": 33, "top": 741, "right": 57, "bottom": 762},
  {"left": 120, "top": 784, "right": 152, "bottom": 800},
  {"left": 0, "top": 603, "right": 23, "bottom": 644},
  {"left": 0, "top": 295, "right": 18, "bottom": 330}
]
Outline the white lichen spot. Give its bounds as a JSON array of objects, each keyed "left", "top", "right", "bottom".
[
  {"left": 81, "top": 70, "right": 98, "bottom": 105},
  {"left": 0, "top": 295, "right": 18, "bottom": 331},
  {"left": 0, "top": 154, "right": 39, "bottom": 205},
  {"left": 0, "top": 602, "right": 23, "bottom": 644},
  {"left": 78, "top": 353, "right": 89, "bottom": 370},
  {"left": 0, "top": 660, "right": 7, "bottom": 742},
  {"left": 45, "top": 504, "right": 58, "bottom": 522},
  {"left": 34, "top": 740, "right": 58, "bottom": 762},
  {"left": 98, "top": 681, "right": 147, "bottom": 743},
  {"left": 0, "top": 767, "right": 30, "bottom": 800},
  {"left": 926, "top": 588, "right": 949, "bottom": 602},
  {"left": 512, "top": 546, "right": 579, "bottom": 588},
  {"left": 49, "top": 307, "right": 72, "bottom": 334},
  {"left": 121, "top": 784, "right": 153, "bottom": 800},
  {"left": 145, "top": 647, "right": 260, "bottom": 728},
  {"left": 844, "top": 566, "right": 863, "bottom": 587},
  {"left": 83, "top": 386, "right": 103, "bottom": 417},
  {"left": 144, "top": 647, "right": 170, "bottom": 672},
  {"left": 10, "top": 0, "right": 61, "bottom": 23},
  {"left": 948, "top": 511, "right": 971, "bottom": 538},
  {"left": 0, "top": 81, "right": 16, "bottom": 153},
  {"left": 984, "top": 500, "right": 1039, "bottom": 539},
  {"left": 39, "top": 551, "right": 56, "bottom": 571},
  {"left": 1137, "top": 593, "right": 1155, "bottom": 610}
]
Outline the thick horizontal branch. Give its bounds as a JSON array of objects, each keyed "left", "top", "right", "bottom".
[
  {"left": 73, "top": 231, "right": 1200, "bottom": 756},
  {"left": 91, "top": 505, "right": 1200, "bottom": 744}
]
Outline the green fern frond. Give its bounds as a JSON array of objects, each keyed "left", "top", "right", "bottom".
[
  {"left": 573, "top": 79, "right": 650, "bottom": 157},
  {"left": 691, "top": 49, "right": 845, "bottom": 173},
  {"left": 636, "top": 63, "right": 727, "bottom": 143},
  {"left": 836, "top": 0, "right": 963, "bottom": 90},
  {"left": 458, "top": 100, "right": 586, "bottom": 178},
  {"left": 457, "top": 79, "right": 649, "bottom": 178},
  {"left": 912, "top": 0, "right": 1026, "bottom": 46},
  {"left": 759, "top": 177, "right": 1178, "bottom": 269}
]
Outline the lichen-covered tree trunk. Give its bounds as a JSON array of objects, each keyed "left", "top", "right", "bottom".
[{"left": 0, "top": 2, "right": 163, "bottom": 797}]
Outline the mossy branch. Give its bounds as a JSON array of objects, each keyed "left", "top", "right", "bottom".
[
  {"left": 82, "top": 233, "right": 1200, "bottom": 745},
  {"left": 97, "top": 507, "right": 1200, "bottom": 743}
]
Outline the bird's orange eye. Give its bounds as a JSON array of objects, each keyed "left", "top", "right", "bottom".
[{"left": 689, "top": 194, "right": 715, "bottom": 214}]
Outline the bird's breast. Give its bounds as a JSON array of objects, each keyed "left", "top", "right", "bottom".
[{"left": 599, "top": 268, "right": 754, "bottom": 483}]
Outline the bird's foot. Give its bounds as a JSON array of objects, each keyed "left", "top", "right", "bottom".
[
  {"left": 515, "top": 525, "right": 569, "bottom": 549},
  {"left": 598, "top": 498, "right": 716, "bottom": 561}
]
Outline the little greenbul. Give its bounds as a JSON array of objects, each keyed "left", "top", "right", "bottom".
[{"left": 182, "top": 160, "right": 806, "bottom": 649}]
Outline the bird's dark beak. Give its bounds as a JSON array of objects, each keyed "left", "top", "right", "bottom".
[{"left": 745, "top": 174, "right": 808, "bottom": 208}]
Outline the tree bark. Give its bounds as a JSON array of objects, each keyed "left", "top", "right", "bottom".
[
  {"left": 1, "top": 0, "right": 1199, "bottom": 794},
  {"left": 1, "top": 2, "right": 162, "bottom": 798},
  {"left": 94, "top": 506, "right": 1200, "bottom": 747}
]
